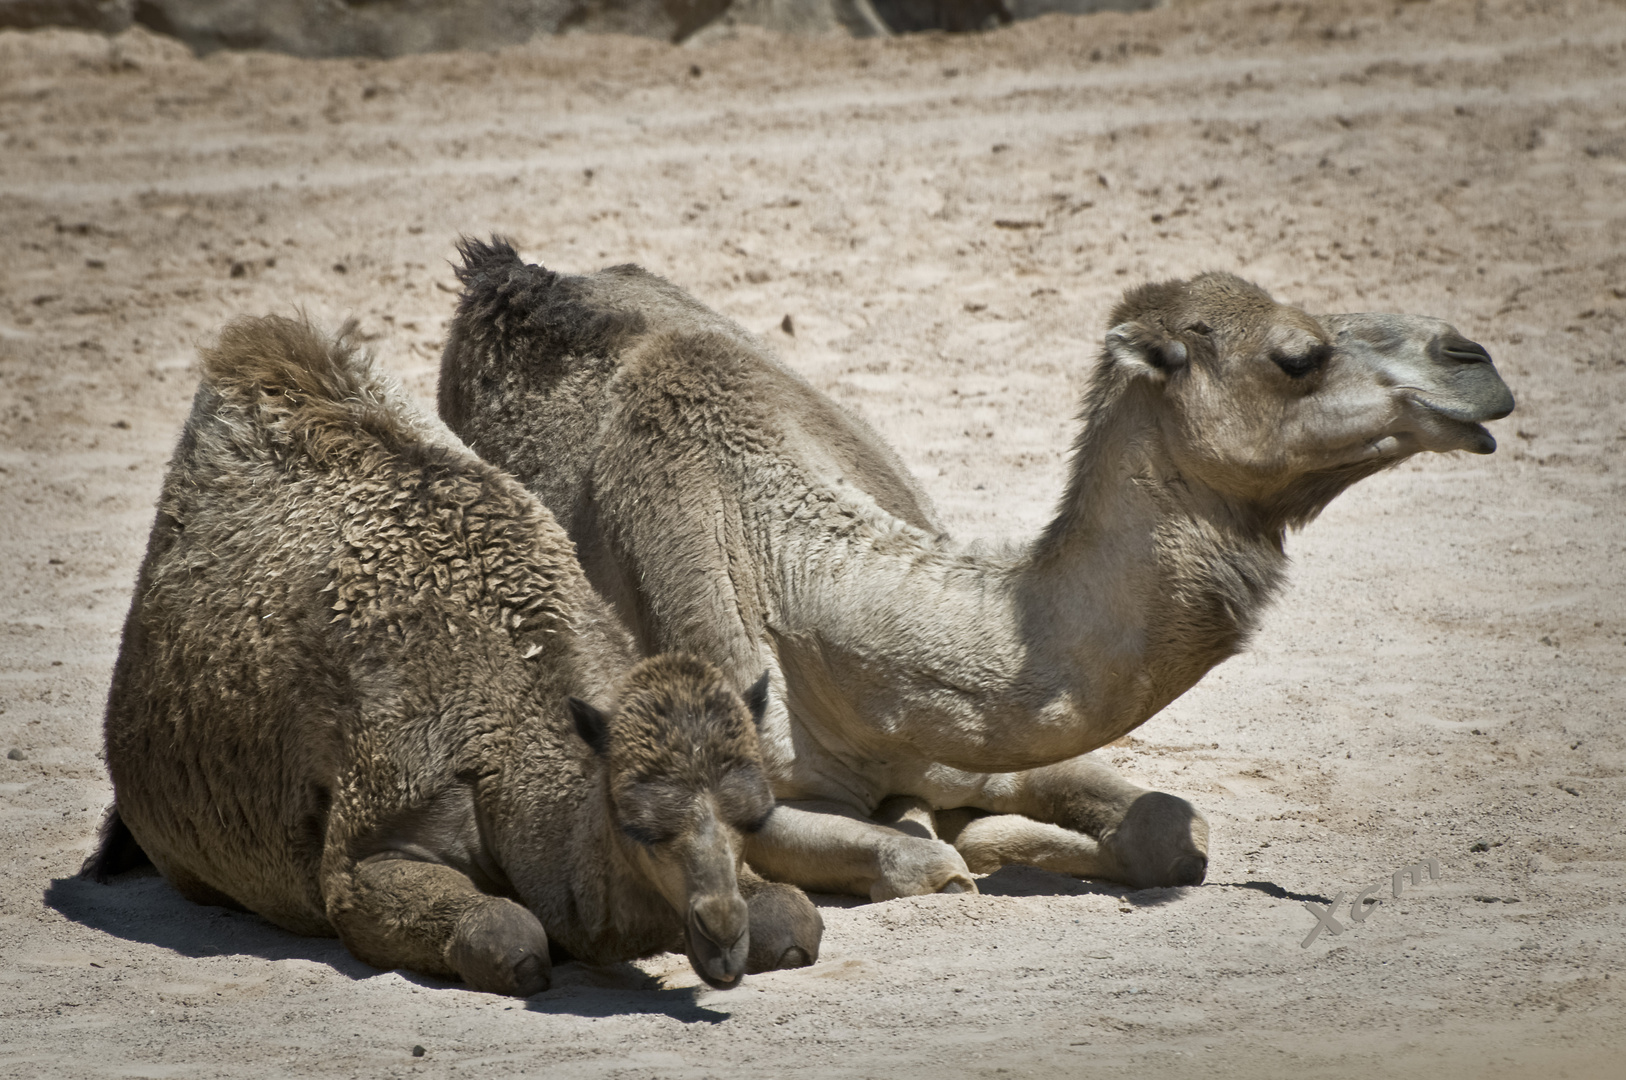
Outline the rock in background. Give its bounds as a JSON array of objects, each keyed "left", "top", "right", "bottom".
[
  {"left": 695, "top": 0, "right": 890, "bottom": 39},
  {"left": 0, "top": 0, "right": 133, "bottom": 34},
  {"left": 0, "top": 0, "right": 1160, "bottom": 52}
]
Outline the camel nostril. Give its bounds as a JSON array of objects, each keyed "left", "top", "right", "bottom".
[
  {"left": 1440, "top": 338, "right": 1492, "bottom": 364},
  {"left": 1170, "top": 855, "right": 1208, "bottom": 886},
  {"left": 691, "top": 907, "right": 744, "bottom": 951}
]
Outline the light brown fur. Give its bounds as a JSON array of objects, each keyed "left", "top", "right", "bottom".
[
  {"left": 438, "top": 239, "right": 1514, "bottom": 898},
  {"left": 88, "top": 315, "right": 820, "bottom": 994}
]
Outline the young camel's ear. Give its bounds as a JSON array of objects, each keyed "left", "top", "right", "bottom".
[
  {"left": 569, "top": 698, "right": 610, "bottom": 756},
  {"left": 743, "top": 671, "right": 771, "bottom": 730},
  {"left": 1105, "top": 321, "right": 1188, "bottom": 381}
]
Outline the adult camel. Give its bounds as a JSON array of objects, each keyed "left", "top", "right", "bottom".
[{"left": 438, "top": 238, "right": 1514, "bottom": 900}]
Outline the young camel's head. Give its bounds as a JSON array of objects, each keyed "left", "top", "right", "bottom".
[
  {"left": 1100, "top": 273, "right": 1515, "bottom": 528},
  {"left": 570, "top": 655, "right": 773, "bottom": 989}
]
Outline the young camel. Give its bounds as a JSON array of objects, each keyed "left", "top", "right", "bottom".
[
  {"left": 86, "top": 314, "right": 821, "bottom": 993},
  {"left": 438, "top": 239, "right": 1515, "bottom": 900}
]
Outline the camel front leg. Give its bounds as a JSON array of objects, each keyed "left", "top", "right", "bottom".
[
  {"left": 933, "top": 809, "right": 1118, "bottom": 879},
  {"left": 744, "top": 800, "right": 977, "bottom": 901},
  {"left": 952, "top": 753, "right": 1210, "bottom": 888},
  {"left": 324, "top": 854, "right": 551, "bottom": 996}
]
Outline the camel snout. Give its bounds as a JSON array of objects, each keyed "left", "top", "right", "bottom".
[{"left": 686, "top": 894, "right": 750, "bottom": 988}]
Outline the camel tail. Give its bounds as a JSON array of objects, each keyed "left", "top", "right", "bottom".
[{"left": 80, "top": 804, "right": 152, "bottom": 883}]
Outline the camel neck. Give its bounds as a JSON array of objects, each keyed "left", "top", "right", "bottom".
[
  {"left": 775, "top": 365, "right": 1292, "bottom": 778},
  {"left": 1012, "top": 366, "right": 1289, "bottom": 741}
]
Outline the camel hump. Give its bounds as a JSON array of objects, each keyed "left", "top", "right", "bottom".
[
  {"left": 198, "top": 313, "right": 424, "bottom": 464},
  {"left": 200, "top": 312, "right": 368, "bottom": 407},
  {"left": 451, "top": 234, "right": 648, "bottom": 361}
]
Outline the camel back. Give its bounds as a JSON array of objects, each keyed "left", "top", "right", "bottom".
[{"left": 439, "top": 237, "right": 943, "bottom": 549}]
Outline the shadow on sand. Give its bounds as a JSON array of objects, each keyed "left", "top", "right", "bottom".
[
  {"left": 44, "top": 868, "right": 373, "bottom": 975},
  {"left": 1213, "top": 879, "right": 1333, "bottom": 905},
  {"left": 806, "top": 863, "right": 1199, "bottom": 906},
  {"left": 44, "top": 871, "right": 731, "bottom": 1023},
  {"left": 523, "top": 965, "right": 730, "bottom": 1024}
]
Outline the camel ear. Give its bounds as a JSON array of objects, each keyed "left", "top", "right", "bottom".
[
  {"left": 1106, "top": 321, "right": 1187, "bottom": 380},
  {"left": 743, "top": 671, "right": 771, "bottom": 729},
  {"left": 569, "top": 697, "right": 609, "bottom": 756}
]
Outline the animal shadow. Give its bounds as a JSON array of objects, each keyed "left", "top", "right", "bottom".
[
  {"left": 44, "top": 869, "right": 377, "bottom": 977},
  {"left": 975, "top": 864, "right": 1123, "bottom": 898},
  {"left": 46, "top": 871, "right": 732, "bottom": 1022},
  {"left": 806, "top": 864, "right": 1198, "bottom": 905},
  {"left": 976, "top": 864, "right": 1198, "bottom": 906},
  {"left": 523, "top": 964, "right": 730, "bottom": 1024},
  {"left": 1215, "top": 879, "right": 1334, "bottom": 905}
]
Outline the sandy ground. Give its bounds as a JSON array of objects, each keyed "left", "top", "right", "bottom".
[{"left": 2, "top": 1, "right": 1624, "bottom": 1076}]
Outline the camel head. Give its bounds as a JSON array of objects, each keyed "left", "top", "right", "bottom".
[
  {"left": 1099, "top": 272, "right": 1515, "bottom": 528},
  {"left": 570, "top": 655, "right": 774, "bottom": 989}
]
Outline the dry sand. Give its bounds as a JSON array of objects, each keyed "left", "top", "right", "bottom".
[{"left": 1, "top": 1, "right": 1623, "bottom": 1075}]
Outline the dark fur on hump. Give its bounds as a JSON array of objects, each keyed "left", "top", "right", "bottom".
[
  {"left": 439, "top": 237, "right": 647, "bottom": 438},
  {"left": 449, "top": 237, "right": 646, "bottom": 364}
]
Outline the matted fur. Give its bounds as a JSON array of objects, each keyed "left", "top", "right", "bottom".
[{"left": 91, "top": 314, "right": 817, "bottom": 991}]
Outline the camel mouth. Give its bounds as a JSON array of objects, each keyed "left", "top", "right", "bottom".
[{"left": 1412, "top": 401, "right": 1500, "bottom": 455}]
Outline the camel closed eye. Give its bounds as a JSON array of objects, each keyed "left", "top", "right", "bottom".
[
  {"left": 619, "top": 822, "right": 678, "bottom": 847},
  {"left": 1272, "top": 344, "right": 1331, "bottom": 378}
]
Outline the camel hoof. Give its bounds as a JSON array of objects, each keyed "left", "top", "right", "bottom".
[
  {"left": 745, "top": 883, "right": 823, "bottom": 973},
  {"left": 871, "top": 836, "right": 976, "bottom": 901},
  {"left": 447, "top": 899, "right": 552, "bottom": 997},
  {"left": 1102, "top": 791, "right": 1210, "bottom": 890},
  {"left": 1169, "top": 854, "right": 1208, "bottom": 887}
]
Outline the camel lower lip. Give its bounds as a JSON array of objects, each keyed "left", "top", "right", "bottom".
[{"left": 1435, "top": 418, "right": 1496, "bottom": 454}]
